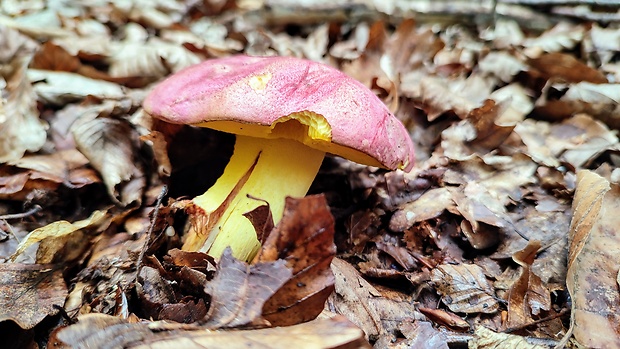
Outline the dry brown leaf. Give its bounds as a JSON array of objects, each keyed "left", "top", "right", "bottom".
[
  {"left": 0, "top": 57, "right": 47, "bottom": 163},
  {"left": 50, "top": 313, "right": 370, "bottom": 349},
  {"left": 466, "top": 99, "right": 516, "bottom": 153},
  {"left": 243, "top": 202, "right": 274, "bottom": 245},
  {"left": 469, "top": 325, "right": 548, "bottom": 349},
  {"left": 327, "top": 258, "right": 384, "bottom": 340},
  {"left": 431, "top": 263, "right": 499, "bottom": 314},
  {"left": 418, "top": 308, "right": 469, "bottom": 329},
  {"left": 0, "top": 264, "right": 67, "bottom": 330},
  {"left": 549, "top": 114, "right": 619, "bottom": 168},
  {"left": 562, "top": 170, "right": 620, "bottom": 348},
  {"left": 72, "top": 116, "right": 145, "bottom": 206},
  {"left": 395, "top": 321, "right": 449, "bottom": 349},
  {"left": 389, "top": 187, "right": 453, "bottom": 233},
  {"left": 254, "top": 194, "right": 336, "bottom": 326},
  {"left": 107, "top": 23, "right": 201, "bottom": 79},
  {"left": 506, "top": 240, "right": 551, "bottom": 329},
  {"left": 203, "top": 248, "right": 292, "bottom": 328},
  {"left": 328, "top": 258, "right": 424, "bottom": 342},
  {"left": 528, "top": 52, "right": 607, "bottom": 84}
]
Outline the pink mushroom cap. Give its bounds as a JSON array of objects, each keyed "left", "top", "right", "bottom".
[{"left": 143, "top": 55, "right": 414, "bottom": 171}]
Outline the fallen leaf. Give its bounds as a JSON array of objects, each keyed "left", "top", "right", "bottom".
[
  {"left": 431, "top": 263, "right": 499, "bottom": 314},
  {"left": 203, "top": 248, "right": 292, "bottom": 328},
  {"left": 418, "top": 308, "right": 469, "bottom": 329},
  {"left": 389, "top": 187, "right": 453, "bottom": 233},
  {"left": 327, "top": 258, "right": 384, "bottom": 340},
  {"left": 0, "top": 264, "right": 67, "bottom": 329},
  {"left": 522, "top": 22, "right": 584, "bottom": 54},
  {"left": 50, "top": 312, "right": 370, "bottom": 349},
  {"left": 243, "top": 202, "right": 274, "bottom": 245},
  {"left": 10, "top": 210, "right": 107, "bottom": 262},
  {"left": 0, "top": 57, "right": 47, "bottom": 163},
  {"left": 528, "top": 52, "right": 607, "bottom": 84},
  {"left": 469, "top": 325, "right": 548, "bottom": 349},
  {"left": 28, "top": 69, "right": 126, "bottom": 105},
  {"left": 395, "top": 321, "right": 450, "bottom": 349},
  {"left": 562, "top": 170, "right": 620, "bottom": 348},
  {"left": 506, "top": 240, "right": 551, "bottom": 329},
  {"left": 466, "top": 99, "right": 516, "bottom": 153},
  {"left": 254, "top": 194, "right": 336, "bottom": 326},
  {"left": 72, "top": 116, "right": 145, "bottom": 206}
]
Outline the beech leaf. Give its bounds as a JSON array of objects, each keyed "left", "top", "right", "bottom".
[
  {"left": 253, "top": 194, "right": 336, "bottom": 326},
  {"left": 203, "top": 248, "right": 292, "bottom": 328}
]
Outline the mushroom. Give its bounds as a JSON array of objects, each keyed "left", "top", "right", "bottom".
[{"left": 144, "top": 55, "right": 414, "bottom": 261}]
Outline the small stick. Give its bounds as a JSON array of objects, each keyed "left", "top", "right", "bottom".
[
  {"left": 134, "top": 185, "right": 168, "bottom": 281},
  {"left": 0, "top": 205, "right": 42, "bottom": 220}
]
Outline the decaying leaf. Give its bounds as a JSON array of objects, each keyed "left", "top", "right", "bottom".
[
  {"left": 469, "top": 325, "right": 548, "bottom": 349},
  {"left": 254, "top": 194, "right": 336, "bottom": 326},
  {"left": 327, "top": 258, "right": 383, "bottom": 340},
  {"left": 0, "top": 56, "right": 47, "bottom": 164},
  {"left": 72, "top": 116, "right": 145, "bottom": 206},
  {"left": 389, "top": 187, "right": 453, "bottom": 233},
  {"left": 203, "top": 248, "right": 292, "bottom": 328},
  {"left": 10, "top": 210, "right": 107, "bottom": 262},
  {"left": 506, "top": 240, "right": 551, "bottom": 329},
  {"left": 431, "top": 263, "right": 499, "bottom": 314},
  {"left": 328, "top": 258, "right": 423, "bottom": 342},
  {"left": 562, "top": 170, "right": 620, "bottom": 348},
  {"left": 396, "top": 321, "right": 449, "bottom": 349},
  {"left": 28, "top": 69, "right": 126, "bottom": 104},
  {"left": 50, "top": 312, "right": 370, "bottom": 349},
  {"left": 0, "top": 264, "right": 67, "bottom": 330}
]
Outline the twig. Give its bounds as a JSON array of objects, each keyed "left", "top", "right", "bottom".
[
  {"left": 504, "top": 307, "right": 570, "bottom": 333},
  {"left": 0, "top": 205, "right": 42, "bottom": 220},
  {"left": 134, "top": 185, "right": 168, "bottom": 282}
]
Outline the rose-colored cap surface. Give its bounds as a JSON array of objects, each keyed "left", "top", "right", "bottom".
[{"left": 144, "top": 55, "right": 414, "bottom": 171}]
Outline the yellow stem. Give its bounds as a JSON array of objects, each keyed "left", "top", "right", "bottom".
[{"left": 182, "top": 135, "right": 325, "bottom": 261}]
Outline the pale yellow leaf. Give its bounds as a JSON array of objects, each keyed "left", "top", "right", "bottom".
[{"left": 10, "top": 210, "right": 107, "bottom": 261}]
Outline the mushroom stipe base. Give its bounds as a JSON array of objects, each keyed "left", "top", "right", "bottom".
[{"left": 182, "top": 135, "right": 325, "bottom": 261}]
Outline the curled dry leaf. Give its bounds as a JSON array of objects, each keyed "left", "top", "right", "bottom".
[
  {"left": 72, "top": 116, "right": 145, "bottom": 206},
  {"left": 254, "top": 194, "right": 336, "bottom": 326},
  {"left": 203, "top": 248, "right": 292, "bottom": 328},
  {"left": 49, "top": 313, "right": 369, "bottom": 349},
  {"left": 561, "top": 170, "right": 620, "bottom": 348},
  {"left": 431, "top": 263, "right": 499, "bottom": 314},
  {"left": 0, "top": 264, "right": 67, "bottom": 330}
]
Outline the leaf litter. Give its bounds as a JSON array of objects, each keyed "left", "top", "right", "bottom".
[{"left": 0, "top": 1, "right": 619, "bottom": 348}]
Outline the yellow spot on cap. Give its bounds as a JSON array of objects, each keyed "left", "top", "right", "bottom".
[{"left": 248, "top": 72, "right": 272, "bottom": 93}]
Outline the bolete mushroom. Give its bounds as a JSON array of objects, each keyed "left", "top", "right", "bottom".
[{"left": 144, "top": 55, "right": 414, "bottom": 261}]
